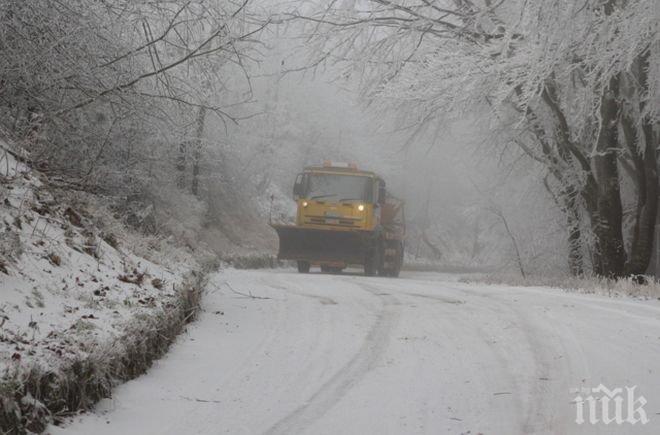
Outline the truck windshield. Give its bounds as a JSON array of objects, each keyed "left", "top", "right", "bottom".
[{"left": 305, "top": 174, "right": 373, "bottom": 202}]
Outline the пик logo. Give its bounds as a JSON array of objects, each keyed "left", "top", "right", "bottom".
[{"left": 571, "top": 384, "right": 649, "bottom": 425}]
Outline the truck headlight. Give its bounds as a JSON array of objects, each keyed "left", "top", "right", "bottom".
[
  {"left": 302, "top": 201, "right": 309, "bottom": 207},
  {"left": 357, "top": 204, "right": 365, "bottom": 211}
]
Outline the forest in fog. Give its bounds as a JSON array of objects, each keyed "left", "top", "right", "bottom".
[{"left": 1, "top": 0, "right": 658, "bottom": 279}]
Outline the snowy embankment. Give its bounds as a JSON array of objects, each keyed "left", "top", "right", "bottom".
[{"left": 0, "top": 148, "right": 207, "bottom": 433}]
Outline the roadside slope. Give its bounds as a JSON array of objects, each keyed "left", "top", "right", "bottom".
[{"left": 0, "top": 147, "right": 208, "bottom": 433}]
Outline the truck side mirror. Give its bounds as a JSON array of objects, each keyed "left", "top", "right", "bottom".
[
  {"left": 293, "top": 174, "right": 304, "bottom": 199},
  {"left": 378, "top": 181, "right": 386, "bottom": 205}
]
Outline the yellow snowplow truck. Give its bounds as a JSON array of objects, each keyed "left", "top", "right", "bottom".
[{"left": 272, "top": 161, "right": 405, "bottom": 277}]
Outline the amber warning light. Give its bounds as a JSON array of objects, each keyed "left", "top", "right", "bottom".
[{"left": 323, "top": 161, "right": 358, "bottom": 170}]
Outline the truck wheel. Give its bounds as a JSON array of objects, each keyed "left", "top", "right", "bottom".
[
  {"left": 364, "top": 258, "right": 377, "bottom": 276},
  {"left": 364, "top": 244, "right": 381, "bottom": 277},
  {"left": 391, "top": 241, "right": 403, "bottom": 277},
  {"left": 381, "top": 240, "right": 403, "bottom": 278},
  {"left": 297, "top": 261, "right": 310, "bottom": 273}
]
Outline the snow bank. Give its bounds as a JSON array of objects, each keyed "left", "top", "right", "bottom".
[
  {"left": 402, "top": 252, "right": 495, "bottom": 274},
  {"left": 0, "top": 144, "right": 209, "bottom": 433},
  {"left": 460, "top": 272, "right": 660, "bottom": 299}
]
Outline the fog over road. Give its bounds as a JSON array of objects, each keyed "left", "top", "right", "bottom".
[{"left": 55, "top": 269, "right": 660, "bottom": 435}]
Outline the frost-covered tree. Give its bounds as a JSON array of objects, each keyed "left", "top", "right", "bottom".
[
  {"left": 0, "top": 0, "right": 265, "bottom": 191},
  {"left": 0, "top": 0, "right": 273, "bottom": 253},
  {"left": 292, "top": 0, "right": 659, "bottom": 277}
]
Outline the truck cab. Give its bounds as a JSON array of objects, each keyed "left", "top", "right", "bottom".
[{"left": 292, "top": 162, "right": 386, "bottom": 232}]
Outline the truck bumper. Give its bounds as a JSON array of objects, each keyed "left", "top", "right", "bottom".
[{"left": 272, "top": 225, "right": 375, "bottom": 265}]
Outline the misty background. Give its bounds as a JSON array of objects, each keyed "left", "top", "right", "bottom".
[
  {"left": 1, "top": 0, "right": 657, "bottom": 279},
  {"left": 199, "top": 16, "right": 573, "bottom": 276}
]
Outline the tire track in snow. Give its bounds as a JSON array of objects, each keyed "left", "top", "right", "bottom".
[
  {"left": 265, "top": 280, "right": 400, "bottom": 435},
  {"left": 419, "top": 284, "right": 564, "bottom": 433},
  {"left": 257, "top": 275, "right": 339, "bottom": 305},
  {"left": 366, "top": 278, "right": 572, "bottom": 433},
  {"left": 427, "top": 283, "right": 587, "bottom": 433}
]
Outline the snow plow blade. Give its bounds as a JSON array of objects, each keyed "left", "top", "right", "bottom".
[{"left": 272, "top": 225, "right": 372, "bottom": 264}]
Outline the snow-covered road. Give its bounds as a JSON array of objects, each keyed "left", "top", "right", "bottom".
[{"left": 54, "top": 269, "right": 660, "bottom": 434}]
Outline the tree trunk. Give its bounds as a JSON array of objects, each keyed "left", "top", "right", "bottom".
[
  {"left": 494, "top": 207, "right": 526, "bottom": 278},
  {"left": 470, "top": 216, "right": 482, "bottom": 259},
  {"left": 176, "top": 141, "right": 188, "bottom": 189},
  {"left": 191, "top": 106, "right": 206, "bottom": 196},
  {"left": 544, "top": 174, "right": 584, "bottom": 276},
  {"left": 536, "top": 81, "right": 589, "bottom": 275},
  {"left": 651, "top": 208, "right": 660, "bottom": 277},
  {"left": 622, "top": 113, "right": 658, "bottom": 275},
  {"left": 592, "top": 75, "right": 625, "bottom": 277},
  {"left": 634, "top": 49, "right": 660, "bottom": 275},
  {"left": 565, "top": 188, "right": 584, "bottom": 276}
]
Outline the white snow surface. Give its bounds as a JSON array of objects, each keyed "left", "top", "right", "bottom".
[
  {"left": 54, "top": 269, "right": 660, "bottom": 434},
  {"left": 0, "top": 150, "right": 184, "bottom": 372}
]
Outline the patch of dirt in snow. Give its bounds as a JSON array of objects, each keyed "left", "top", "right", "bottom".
[{"left": 0, "top": 149, "right": 186, "bottom": 373}]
